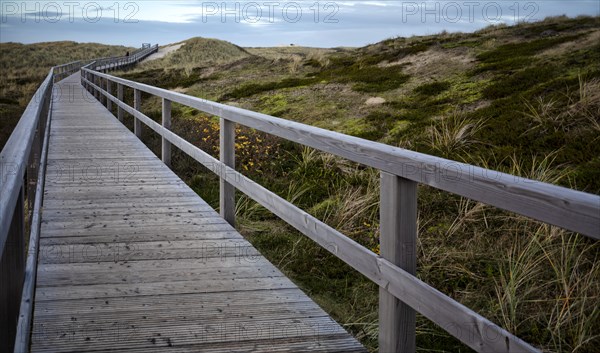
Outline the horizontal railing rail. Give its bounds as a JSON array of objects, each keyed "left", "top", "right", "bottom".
[
  {"left": 81, "top": 65, "right": 600, "bottom": 353},
  {"left": 0, "top": 45, "right": 154, "bottom": 352}
]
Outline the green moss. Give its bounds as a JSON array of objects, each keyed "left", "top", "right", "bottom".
[
  {"left": 317, "top": 64, "right": 410, "bottom": 92},
  {"left": 359, "top": 42, "right": 430, "bottom": 65},
  {"left": 343, "top": 117, "right": 385, "bottom": 140},
  {"left": 221, "top": 77, "right": 318, "bottom": 100},
  {"left": 442, "top": 40, "right": 482, "bottom": 49},
  {"left": 482, "top": 65, "right": 559, "bottom": 99},
  {"left": 389, "top": 120, "right": 411, "bottom": 137},
  {"left": 121, "top": 67, "right": 218, "bottom": 89},
  {"left": 0, "top": 97, "right": 19, "bottom": 105},
  {"left": 414, "top": 81, "right": 452, "bottom": 96},
  {"left": 474, "top": 34, "right": 583, "bottom": 73},
  {"left": 259, "top": 93, "right": 289, "bottom": 116}
]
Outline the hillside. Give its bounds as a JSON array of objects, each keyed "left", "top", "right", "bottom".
[
  {"left": 123, "top": 16, "right": 600, "bottom": 194},
  {"left": 0, "top": 41, "right": 134, "bottom": 148},
  {"left": 115, "top": 16, "right": 599, "bottom": 353}
]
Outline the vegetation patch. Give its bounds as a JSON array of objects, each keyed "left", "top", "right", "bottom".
[
  {"left": 316, "top": 64, "right": 410, "bottom": 93},
  {"left": 474, "top": 34, "right": 583, "bottom": 73},
  {"left": 481, "top": 65, "right": 559, "bottom": 99},
  {"left": 414, "top": 81, "right": 452, "bottom": 96},
  {"left": 221, "top": 77, "right": 319, "bottom": 100}
]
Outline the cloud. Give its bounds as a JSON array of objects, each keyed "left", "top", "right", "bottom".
[{"left": 0, "top": 1, "right": 598, "bottom": 47}]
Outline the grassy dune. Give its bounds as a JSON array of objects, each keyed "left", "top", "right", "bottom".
[{"left": 0, "top": 41, "right": 134, "bottom": 149}]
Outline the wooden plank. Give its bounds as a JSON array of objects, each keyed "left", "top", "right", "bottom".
[
  {"left": 36, "top": 239, "right": 259, "bottom": 265},
  {"left": 36, "top": 259, "right": 281, "bottom": 286},
  {"left": 38, "top": 229, "right": 240, "bottom": 245},
  {"left": 30, "top": 316, "right": 349, "bottom": 353},
  {"left": 35, "top": 276, "right": 297, "bottom": 301},
  {"left": 33, "top": 288, "right": 310, "bottom": 316},
  {"left": 39, "top": 223, "right": 238, "bottom": 239},
  {"left": 33, "top": 302, "right": 328, "bottom": 326},
  {"left": 84, "top": 71, "right": 600, "bottom": 238},
  {"left": 379, "top": 172, "right": 417, "bottom": 353}
]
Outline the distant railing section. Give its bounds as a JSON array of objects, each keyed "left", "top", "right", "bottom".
[
  {"left": 81, "top": 67, "right": 600, "bottom": 353},
  {"left": 0, "top": 45, "right": 155, "bottom": 353},
  {"left": 52, "top": 60, "right": 90, "bottom": 83},
  {"left": 87, "top": 44, "right": 158, "bottom": 72}
]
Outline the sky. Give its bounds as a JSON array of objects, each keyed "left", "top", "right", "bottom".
[{"left": 0, "top": 1, "right": 599, "bottom": 47}]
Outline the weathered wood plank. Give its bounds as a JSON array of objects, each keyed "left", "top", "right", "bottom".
[
  {"left": 33, "top": 288, "right": 310, "bottom": 316},
  {"left": 38, "top": 229, "right": 240, "bottom": 245},
  {"left": 30, "top": 316, "right": 349, "bottom": 352},
  {"left": 35, "top": 276, "right": 297, "bottom": 301},
  {"left": 37, "top": 260, "right": 281, "bottom": 286}
]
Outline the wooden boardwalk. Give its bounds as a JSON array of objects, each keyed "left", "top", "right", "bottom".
[{"left": 28, "top": 73, "right": 365, "bottom": 352}]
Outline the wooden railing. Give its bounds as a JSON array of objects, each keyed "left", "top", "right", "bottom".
[
  {"left": 0, "top": 46, "right": 157, "bottom": 352},
  {"left": 88, "top": 44, "right": 158, "bottom": 72},
  {"left": 81, "top": 66, "right": 600, "bottom": 353}
]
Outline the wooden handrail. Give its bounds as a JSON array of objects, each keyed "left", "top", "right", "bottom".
[
  {"left": 81, "top": 66, "right": 600, "bottom": 352},
  {"left": 87, "top": 45, "right": 158, "bottom": 72}
]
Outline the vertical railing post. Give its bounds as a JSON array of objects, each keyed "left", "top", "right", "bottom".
[
  {"left": 101, "top": 78, "right": 106, "bottom": 106},
  {"left": 220, "top": 118, "right": 235, "bottom": 226},
  {"left": 134, "top": 89, "right": 142, "bottom": 138},
  {"left": 106, "top": 79, "right": 112, "bottom": 112},
  {"left": 0, "top": 186, "right": 25, "bottom": 352},
  {"left": 162, "top": 98, "right": 172, "bottom": 167},
  {"left": 94, "top": 75, "right": 100, "bottom": 100},
  {"left": 379, "top": 172, "right": 417, "bottom": 353},
  {"left": 117, "top": 84, "right": 124, "bottom": 122},
  {"left": 27, "top": 113, "right": 41, "bottom": 211}
]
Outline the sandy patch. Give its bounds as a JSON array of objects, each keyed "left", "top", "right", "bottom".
[
  {"left": 143, "top": 43, "right": 185, "bottom": 62},
  {"left": 538, "top": 30, "right": 600, "bottom": 58},
  {"left": 365, "top": 97, "right": 386, "bottom": 105},
  {"left": 383, "top": 47, "right": 476, "bottom": 79}
]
